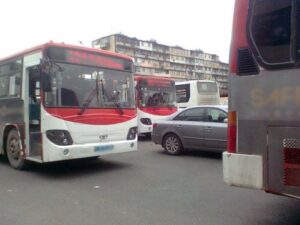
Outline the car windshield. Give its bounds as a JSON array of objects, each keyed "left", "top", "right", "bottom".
[
  {"left": 137, "top": 79, "right": 176, "bottom": 107},
  {"left": 43, "top": 63, "right": 135, "bottom": 109}
]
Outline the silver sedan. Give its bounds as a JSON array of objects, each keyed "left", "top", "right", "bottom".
[{"left": 152, "top": 105, "right": 228, "bottom": 155}]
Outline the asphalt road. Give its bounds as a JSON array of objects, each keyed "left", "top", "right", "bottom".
[{"left": 0, "top": 137, "right": 300, "bottom": 225}]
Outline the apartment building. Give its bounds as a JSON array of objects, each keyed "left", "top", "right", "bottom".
[{"left": 92, "top": 34, "right": 229, "bottom": 96}]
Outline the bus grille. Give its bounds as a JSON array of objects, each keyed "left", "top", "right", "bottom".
[
  {"left": 283, "top": 139, "right": 300, "bottom": 186},
  {"left": 237, "top": 48, "right": 259, "bottom": 76}
]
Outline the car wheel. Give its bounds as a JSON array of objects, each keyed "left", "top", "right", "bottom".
[
  {"left": 6, "top": 129, "right": 27, "bottom": 170},
  {"left": 163, "top": 133, "right": 183, "bottom": 155}
]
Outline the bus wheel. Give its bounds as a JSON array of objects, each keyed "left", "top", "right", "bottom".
[
  {"left": 163, "top": 133, "right": 183, "bottom": 155},
  {"left": 6, "top": 129, "right": 27, "bottom": 170}
]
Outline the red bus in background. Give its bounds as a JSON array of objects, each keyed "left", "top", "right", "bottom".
[
  {"left": 0, "top": 42, "right": 137, "bottom": 170},
  {"left": 223, "top": 0, "right": 300, "bottom": 198},
  {"left": 135, "top": 75, "right": 177, "bottom": 136}
]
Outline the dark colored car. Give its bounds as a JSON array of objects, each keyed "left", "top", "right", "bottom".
[{"left": 152, "top": 105, "right": 228, "bottom": 155}]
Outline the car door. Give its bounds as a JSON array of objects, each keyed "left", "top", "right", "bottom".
[
  {"left": 204, "top": 108, "right": 227, "bottom": 150},
  {"left": 172, "top": 107, "right": 206, "bottom": 149}
]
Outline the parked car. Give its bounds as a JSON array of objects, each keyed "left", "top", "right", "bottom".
[{"left": 152, "top": 105, "right": 228, "bottom": 155}]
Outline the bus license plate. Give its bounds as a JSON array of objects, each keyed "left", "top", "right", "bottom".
[{"left": 94, "top": 145, "right": 114, "bottom": 152}]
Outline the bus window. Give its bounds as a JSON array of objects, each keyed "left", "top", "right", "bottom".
[
  {"left": 176, "top": 84, "right": 190, "bottom": 103},
  {"left": 250, "top": 0, "right": 293, "bottom": 64}
]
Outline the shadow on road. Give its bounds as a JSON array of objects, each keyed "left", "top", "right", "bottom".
[
  {"left": 138, "top": 135, "right": 152, "bottom": 142},
  {"left": 155, "top": 148, "right": 222, "bottom": 160},
  {"left": 11, "top": 158, "right": 131, "bottom": 180},
  {"left": 252, "top": 199, "right": 300, "bottom": 225}
]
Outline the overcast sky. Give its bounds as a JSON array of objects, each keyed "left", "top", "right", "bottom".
[{"left": 1, "top": 0, "right": 235, "bottom": 62}]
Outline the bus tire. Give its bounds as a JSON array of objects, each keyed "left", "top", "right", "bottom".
[
  {"left": 163, "top": 133, "right": 183, "bottom": 155},
  {"left": 6, "top": 129, "right": 27, "bottom": 170}
]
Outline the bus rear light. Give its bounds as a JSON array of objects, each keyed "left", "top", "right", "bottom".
[
  {"left": 227, "top": 111, "right": 237, "bottom": 153},
  {"left": 46, "top": 130, "right": 73, "bottom": 146},
  {"left": 127, "top": 127, "right": 137, "bottom": 140}
]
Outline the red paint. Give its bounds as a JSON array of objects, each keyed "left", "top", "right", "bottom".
[
  {"left": 230, "top": 0, "right": 249, "bottom": 74},
  {"left": 0, "top": 41, "right": 132, "bottom": 63},
  {"left": 44, "top": 108, "right": 136, "bottom": 125},
  {"left": 139, "top": 107, "right": 177, "bottom": 116},
  {"left": 135, "top": 75, "right": 174, "bottom": 87},
  {"left": 67, "top": 49, "right": 124, "bottom": 70}
]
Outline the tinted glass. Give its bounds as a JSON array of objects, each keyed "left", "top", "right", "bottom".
[
  {"left": 173, "top": 108, "right": 205, "bottom": 121},
  {"left": 207, "top": 108, "right": 227, "bottom": 122},
  {"left": 0, "top": 59, "right": 22, "bottom": 98},
  {"left": 250, "top": 0, "right": 292, "bottom": 64},
  {"left": 197, "top": 82, "right": 218, "bottom": 93},
  {"left": 176, "top": 84, "right": 190, "bottom": 103},
  {"left": 44, "top": 63, "right": 135, "bottom": 108},
  {"left": 137, "top": 79, "right": 176, "bottom": 107}
]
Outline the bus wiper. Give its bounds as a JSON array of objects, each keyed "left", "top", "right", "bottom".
[
  {"left": 100, "top": 80, "right": 124, "bottom": 115},
  {"left": 110, "top": 90, "right": 124, "bottom": 115},
  {"left": 78, "top": 77, "right": 99, "bottom": 115},
  {"left": 78, "top": 89, "right": 96, "bottom": 115}
]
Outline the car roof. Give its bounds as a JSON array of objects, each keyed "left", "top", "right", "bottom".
[
  {"left": 181, "top": 105, "right": 228, "bottom": 111},
  {"left": 167, "top": 105, "right": 228, "bottom": 120}
]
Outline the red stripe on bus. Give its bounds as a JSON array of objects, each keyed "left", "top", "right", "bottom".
[
  {"left": 44, "top": 108, "right": 137, "bottom": 125},
  {"left": 138, "top": 107, "right": 177, "bottom": 116}
]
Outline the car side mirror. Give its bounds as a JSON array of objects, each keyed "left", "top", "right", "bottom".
[{"left": 224, "top": 118, "right": 228, "bottom": 123}]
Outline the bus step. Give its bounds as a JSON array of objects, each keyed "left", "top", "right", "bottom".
[{"left": 29, "top": 132, "right": 42, "bottom": 159}]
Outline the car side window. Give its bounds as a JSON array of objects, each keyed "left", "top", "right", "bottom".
[
  {"left": 207, "top": 108, "right": 227, "bottom": 123},
  {"left": 173, "top": 108, "right": 205, "bottom": 122}
]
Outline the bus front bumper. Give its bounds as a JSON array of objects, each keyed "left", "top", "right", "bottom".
[{"left": 42, "top": 138, "right": 137, "bottom": 162}]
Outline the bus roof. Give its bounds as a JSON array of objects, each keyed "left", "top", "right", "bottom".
[
  {"left": 0, "top": 42, "right": 133, "bottom": 63},
  {"left": 175, "top": 80, "right": 218, "bottom": 85}
]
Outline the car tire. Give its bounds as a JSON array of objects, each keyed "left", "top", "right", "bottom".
[
  {"left": 163, "top": 133, "right": 183, "bottom": 155},
  {"left": 6, "top": 129, "right": 27, "bottom": 170}
]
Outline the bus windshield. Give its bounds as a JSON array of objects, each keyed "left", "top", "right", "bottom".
[
  {"left": 43, "top": 63, "right": 135, "bottom": 109},
  {"left": 137, "top": 80, "right": 176, "bottom": 107}
]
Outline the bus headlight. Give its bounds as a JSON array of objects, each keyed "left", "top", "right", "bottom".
[
  {"left": 46, "top": 130, "right": 73, "bottom": 146},
  {"left": 127, "top": 127, "right": 138, "bottom": 140}
]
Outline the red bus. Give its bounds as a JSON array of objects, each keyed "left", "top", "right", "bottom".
[
  {"left": 223, "top": 0, "right": 300, "bottom": 198},
  {"left": 0, "top": 42, "right": 137, "bottom": 169},
  {"left": 135, "top": 75, "right": 177, "bottom": 136}
]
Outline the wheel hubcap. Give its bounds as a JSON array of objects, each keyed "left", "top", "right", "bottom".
[
  {"left": 8, "top": 139, "right": 20, "bottom": 160},
  {"left": 166, "top": 136, "right": 179, "bottom": 152}
]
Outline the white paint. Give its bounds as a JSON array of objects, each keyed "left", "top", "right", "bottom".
[
  {"left": 137, "top": 108, "right": 176, "bottom": 134},
  {"left": 223, "top": 152, "right": 264, "bottom": 190},
  {"left": 41, "top": 105, "right": 137, "bottom": 162}
]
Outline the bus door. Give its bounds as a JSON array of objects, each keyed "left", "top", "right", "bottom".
[
  {"left": 267, "top": 127, "right": 300, "bottom": 197},
  {"left": 27, "top": 66, "right": 42, "bottom": 159}
]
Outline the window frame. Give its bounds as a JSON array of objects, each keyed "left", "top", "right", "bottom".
[
  {"left": 173, "top": 107, "right": 206, "bottom": 122},
  {"left": 248, "top": 0, "right": 297, "bottom": 70}
]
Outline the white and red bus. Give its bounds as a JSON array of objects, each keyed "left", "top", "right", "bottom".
[
  {"left": 223, "top": 0, "right": 300, "bottom": 198},
  {"left": 0, "top": 42, "right": 137, "bottom": 170},
  {"left": 135, "top": 75, "right": 177, "bottom": 136}
]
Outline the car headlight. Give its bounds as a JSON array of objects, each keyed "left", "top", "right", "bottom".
[{"left": 46, "top": 130, "right": 73, "bottom": 146}]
